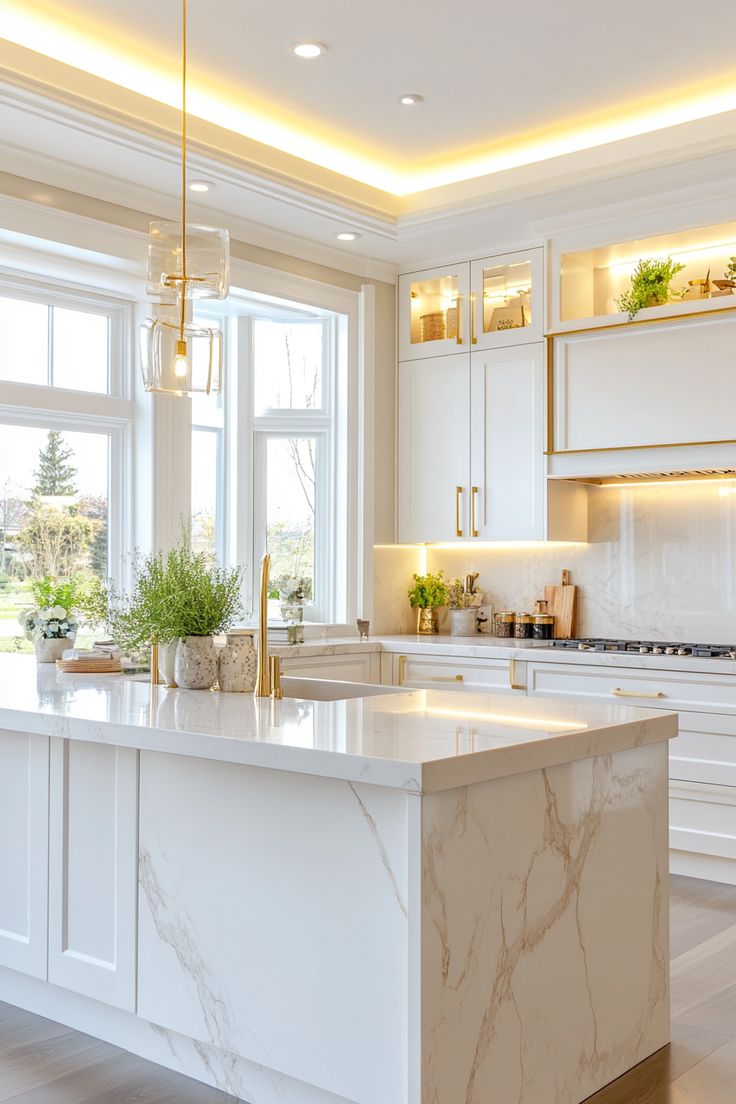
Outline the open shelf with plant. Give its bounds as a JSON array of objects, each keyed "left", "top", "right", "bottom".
[{"left": 553, "top": 218, "right": 736, "bottom": 332}]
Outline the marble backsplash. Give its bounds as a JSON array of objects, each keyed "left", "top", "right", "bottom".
[{"left": 373, "top": 482, "right": 736, "bottom": 642}]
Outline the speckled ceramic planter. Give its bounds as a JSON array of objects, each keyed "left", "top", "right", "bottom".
[
  {"left": 449, "top": 609, "right": 478, "bottom": 636},
  {"left": 217, "top": 632, "right": 256, "bottom": 692},
  {"left": 35, "top": 635, "right": 74, "bottom": 664},
  {"left": 175, "top": 635, "right": 218, "bottom": 690}
]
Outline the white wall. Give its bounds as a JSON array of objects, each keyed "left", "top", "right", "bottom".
[{"left": 374, "top": 481, "right": 736, "bottom": 642}]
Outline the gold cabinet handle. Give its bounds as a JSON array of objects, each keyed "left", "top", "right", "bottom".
[
  {"left": 471, "top": 485, "right": 479, "bottom": 537},
  {"left": 611, "top": 687, "right": 665, "bottom": 699},
  {"left": 455, "top": 486, "right": 464, "bottom": 537},
  {"left": 397, "top": 655, "right": 406, "bottom": 687},
  {"left": 470, "top": 294, "right": 478, "bottom": 344},
  {"left": 455, "top": 296, "right": 463, "bottom": 345},
  {"left": 428, "top": 674, "right": 464, "bottom": 683},
  {"left": 509, "top": 658, "right": 524, "bottom": 690}
]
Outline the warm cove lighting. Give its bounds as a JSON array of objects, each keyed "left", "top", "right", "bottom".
[{"left": 5, "top": 3, "right": 736, "bottom": 194}]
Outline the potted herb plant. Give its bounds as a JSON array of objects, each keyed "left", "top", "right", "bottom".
[
  {"left": 616, "top": 257, "right": 686, "bottom": 320},
  {"left": 18, "top": 575, "right": 102, "bottom": 663},
  {"left": 111, "top": 539, "right": 244, "bottom": 689},
  {"left": 408, "top": 571, "right": 448, "bottom": 635},
  {"left": 446, "top": 576, "right": 483, "bottom": 636}
]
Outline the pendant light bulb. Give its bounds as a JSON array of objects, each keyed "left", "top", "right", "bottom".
[{"left": 174, "top": 338, "right": 188, "bottom": 377}]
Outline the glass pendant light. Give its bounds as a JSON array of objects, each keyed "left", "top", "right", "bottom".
[{"left": 142, "top": 0, "right": 229, "bottom": 394}]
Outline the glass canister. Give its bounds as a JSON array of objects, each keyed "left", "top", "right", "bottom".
[
  {"left": 532, "top": 614, "right": 555, "bottom": 640},
  {"left": 495, "top": 611, "right": 515, "bottom": 638},
  {"left": 514, "top": 613, "right": 533, "bottom": 639}
]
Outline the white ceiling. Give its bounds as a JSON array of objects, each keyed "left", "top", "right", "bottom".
[{"left": 30, "top": 0, "right": 736, "bottom": 168}]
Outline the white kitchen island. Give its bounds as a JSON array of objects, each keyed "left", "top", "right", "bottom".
[{"left": 0, "top": 654, "right": 674, "bottom": 1104}]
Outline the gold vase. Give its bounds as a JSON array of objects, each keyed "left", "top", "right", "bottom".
[{"left": 416, "top": 607, "right": 439, "bottom": 635}]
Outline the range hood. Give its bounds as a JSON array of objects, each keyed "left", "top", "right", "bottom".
[{"left": 574, "top": 468, "right": 736, "bottom": 487}]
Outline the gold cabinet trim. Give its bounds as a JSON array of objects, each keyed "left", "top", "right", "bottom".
[{"left": 545, "top": 306, "right": 736, "bottom": 456}]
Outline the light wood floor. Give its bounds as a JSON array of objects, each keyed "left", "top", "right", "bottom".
[{"left": 0, "top": 874, "right": 734, "bottom": 1103}]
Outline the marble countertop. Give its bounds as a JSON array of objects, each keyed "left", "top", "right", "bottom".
[
  {"left": 274, "top": 633, "right": 736, "bottom": 676},
  {"left": 0, "top": 655, "right": 674, "bottom": 793}
]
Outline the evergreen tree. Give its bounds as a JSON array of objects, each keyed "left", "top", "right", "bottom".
[{"left": 31, "top": 431, "right": 77, "bottom": 498}]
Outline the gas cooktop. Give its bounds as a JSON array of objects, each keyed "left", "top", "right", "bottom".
[{"left": 544, "top": 638, "right": 736, "bottom": 659}]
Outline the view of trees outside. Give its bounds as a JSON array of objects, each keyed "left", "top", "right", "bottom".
[
  {"left": 254, "top": 320, "right": 324, "bottom": 598},
  {"left": 0, "top": 426, "right": 109, "bottom": 652}
]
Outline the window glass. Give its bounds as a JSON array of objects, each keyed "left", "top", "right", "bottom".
[
  {"left": 265, "top": 436, "right": 316, "bottom": 597},
  {"left": 52, "top": 307, "right": 109, "bottom": 393},
  {"left": 0, "top": 424, "right": 109, "bottom": 653},
  {"left": 0, "top": 297, "right": 48, "bottom": 385},
  {"left": 254, "top": 320, "right": 324, "bottom": 412},
  {"left": 191, "top": 428, "right": 219, "bottom": 559}
]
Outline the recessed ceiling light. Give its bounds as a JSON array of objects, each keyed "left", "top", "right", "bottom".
[
  {"left": 335, "top": 231, "right": 361, "bottom": 242},
  {"left": 399, "top": 94, "right": 423, "bottom": 105},
  {"left": 188, "top": 180, "right": 212, "bottom": 192},
  {"left": 291, "top": 41, "right": 327, "bottom": 59}
]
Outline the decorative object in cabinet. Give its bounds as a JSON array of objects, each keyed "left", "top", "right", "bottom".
[
  {"left": 470, "top": 248, "right": 544, "bottom": 349},
  {"left": 399, "top": 265, "right": 469, "bottom": 360},
  {"left": 556, "top": 219, "right": 736, "bottom": 328}
]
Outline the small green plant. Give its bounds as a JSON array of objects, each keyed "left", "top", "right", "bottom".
[
  {"left": 110, "top": 537, "right": 244, "bottom": 653},
  {"left": 408, "top": 571, "right": 448, "bottom": 610},
  {"left": 17, "top": 573, "right": 105, "bottom": 642},
  {"left": 616, "top": 257, "right": 686, "bottom": 320},
  {"left": 724, "top": 257, "right": 736, "bottom": 282}
]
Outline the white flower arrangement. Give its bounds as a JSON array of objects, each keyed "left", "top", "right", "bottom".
[{"left": 18, "top": 606, "right": 78, "bottom": 642}]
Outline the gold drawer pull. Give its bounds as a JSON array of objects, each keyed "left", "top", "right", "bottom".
[
  {"left": 471, "top": 485, "right": 479, "bottom": 537},
  {"left": 611, "top": 687, "right": 665, "bottom": 699},
  {"left": 509, "top": 658, "right": 524, "bottom": 690},
  {"left": 455, "top": 485, "right": 464, "bottom": 537},
  {"left": 428, "top": 674, "right": 464, "bottom": 683}
]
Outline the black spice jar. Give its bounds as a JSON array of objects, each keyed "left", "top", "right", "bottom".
[
  {"left": 532, "top": 614, "right": 554, "bottom": 640},
  {"left": 514, "top": 613, "right": 533, "bottom": 639}
]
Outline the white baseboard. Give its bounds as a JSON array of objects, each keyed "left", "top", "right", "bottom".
[
  {"left": 670, "top": 849, "right": 736, "bottom": 886},
  {"left": 0, "top": 967, "right": 352, "bottom": 1104}
]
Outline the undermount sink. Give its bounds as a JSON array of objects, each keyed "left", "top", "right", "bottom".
[{"left": 280, "top": 676, "right": 404, "bottom": 702}]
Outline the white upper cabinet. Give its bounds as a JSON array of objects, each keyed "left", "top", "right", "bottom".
[
  {"left": 398, "top": 354, "right": 471, "bottom": 542},
  {"left": 470, "top": 248, "right": 544, "bottom": 350},
  {"left": 550, "top": 312, "right": 736, "bottom": 457},
  {"left": 398, "top": 263, "right": 471, "bottom": 361},
  {"left": 470, "top": 345, "right": 545, "bottom": 539}
]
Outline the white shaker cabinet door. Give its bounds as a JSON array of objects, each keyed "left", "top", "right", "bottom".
[
  {"left": 470, "top": 343, "right": 546, "bottom": 540},
  {"left": 0, "top": 730, "right": 49, "bottom": 978},
  {"left": 398, "top": 354, "right": 471, "bottom": 543},
  {"left": 48, "top": 737, "right": 138, "bottom": 1010}
]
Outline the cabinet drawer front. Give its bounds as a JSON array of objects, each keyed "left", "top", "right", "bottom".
[
  {"left": 670, "top": 783, "right": 736, "bottom": 859},
  {"left": 670, "top": 713, "right": 736, "bottom": 787},
  {"left": 527, "top": 661, "right": 736, "bottom": 714},
  {"left": 396, "top": 654, "right": 517, "bottom": 692},
  {"left": 279, "top": 654, "right": 375, "bottom": 683}
]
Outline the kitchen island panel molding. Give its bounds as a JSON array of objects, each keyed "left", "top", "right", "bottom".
[
  {"left": 48, "top": 738, "right": 138, "bottom": 1011},
  {"left": 0, "top": 730, "right": 49, "bottom": 979}
]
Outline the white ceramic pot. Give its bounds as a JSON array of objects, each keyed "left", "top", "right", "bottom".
[
  {"left": 158, "top": 640, "right": 178, "bottom": 688},
  {"left": 174, "top": 635, "right": 218, "bottom": 690},
  {"left": 449, "top": 609, "right": 478, "bottom": 637},
  {"left": 35, "top": 635, "right": 74, "bottom": 664},
  {"left": 217, "top": 632, "right": 257, "bottom": 692}
]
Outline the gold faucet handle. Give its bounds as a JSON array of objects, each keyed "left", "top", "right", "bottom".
[{"left": 270, "top": 655, "right": 283, "bottom": 699}]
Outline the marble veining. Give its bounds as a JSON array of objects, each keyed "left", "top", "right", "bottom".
[
  {"left": 348, "top": 781, "right": 407, "bottom": 917},
  {"left": 420, "top": 744, "right": 669, "bottom": 1103}
]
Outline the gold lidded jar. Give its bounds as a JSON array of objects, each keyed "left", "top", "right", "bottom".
[
  {"left": 495, "top": 611, "right": 515, "bottom": 638},
  {"left": 532, "top": 614, "right": 555, "bottom": 641}
]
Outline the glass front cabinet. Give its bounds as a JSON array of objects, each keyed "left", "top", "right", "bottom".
[{"left": 398, "top": 248, "right": 544, "bottom": 361}]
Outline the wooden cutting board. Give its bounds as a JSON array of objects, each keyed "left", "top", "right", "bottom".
[{"left": 544, "top": 569, "right": 578, "bottom": 639}]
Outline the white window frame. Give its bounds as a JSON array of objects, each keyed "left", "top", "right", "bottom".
[
  {"left": 191, "top": 262, "right": 368, "bottom": 629},
  {"left": 0, "top": 272, "right": 135, "bottom": 586}
]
